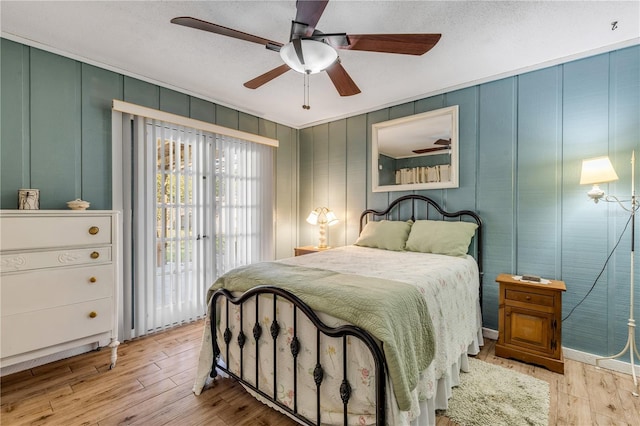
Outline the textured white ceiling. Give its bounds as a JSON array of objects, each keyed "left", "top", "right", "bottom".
[{"left": 1, "top": 1, "right": 638, "bottom": 129}]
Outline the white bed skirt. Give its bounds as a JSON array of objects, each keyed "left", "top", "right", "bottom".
[{"left": 414, "top": 325, "right": 483, "bottom": 426}]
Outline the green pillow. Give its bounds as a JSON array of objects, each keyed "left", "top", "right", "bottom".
[
  {"left": 405, "top": 220, "right": 478, "bottom": 257},
  {"left": 354, "top": 220, "right": 412, "bottom": 251}
]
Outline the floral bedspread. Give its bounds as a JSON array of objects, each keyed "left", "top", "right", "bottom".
[{"left": 193, "top": 245, "right": 481, "bottom": 425}]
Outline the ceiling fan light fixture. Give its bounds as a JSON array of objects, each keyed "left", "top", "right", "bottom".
[{"left": 280, "top": 39, "right": 338, "bottom": 74}]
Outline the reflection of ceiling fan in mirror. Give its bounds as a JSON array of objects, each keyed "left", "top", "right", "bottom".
[
  {"left": 170, "top": 0, "right": 441, "bottom": 98},
  {"left": 413, "top": 138, "right": 451, "bottom": 154}
]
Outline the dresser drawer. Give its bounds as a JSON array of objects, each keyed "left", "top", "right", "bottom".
[
  {"left": 1, "top": 264, "right": 113, "bottom": 316},
  {"left": 1, "top": 246, "right": 111, "bottom": 273},
  {"left": 1, "top": 298, "right": 113, "bottom": 358},
  {"left": 505, "top": 289, "right": 554, "bottom": 307},
  {"left": 0, "top": 215, "right": 112, "bottom": 251}
]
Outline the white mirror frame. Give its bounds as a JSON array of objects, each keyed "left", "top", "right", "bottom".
[{"left": 372, "top": 105, "right": 459, "bottom": 192}]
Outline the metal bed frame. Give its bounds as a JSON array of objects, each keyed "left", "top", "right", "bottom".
[{"left": 208, "top": 195, "right": 483, "bottom": 426}]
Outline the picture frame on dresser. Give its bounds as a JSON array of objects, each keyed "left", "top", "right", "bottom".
[{"left": 0, "top": 210, "right": 121, "bottom": 373}]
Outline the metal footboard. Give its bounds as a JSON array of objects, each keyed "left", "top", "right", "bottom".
[{"left": 209, "top": 286, "right": 387, "bottom": 426}]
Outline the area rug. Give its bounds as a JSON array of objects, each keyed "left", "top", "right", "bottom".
[{"left": 438, "top": 357, "right": 550, "bottom": 426}]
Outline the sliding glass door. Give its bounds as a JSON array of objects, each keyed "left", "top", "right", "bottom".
[{"left": 118, "top": 113, "right": 275, "bottom": 340}]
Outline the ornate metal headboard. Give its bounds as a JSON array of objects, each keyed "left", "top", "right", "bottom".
[{"left": 359, "top": 194, "right": 484, "bottom": 309}]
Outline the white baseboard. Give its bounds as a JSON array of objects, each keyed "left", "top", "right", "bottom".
[
  {"left": 482, "top": 327, "right": 499, "bottom": 341},
  {"left": 482, "top": 327, "right": 640, "bottom": 376},
  {"left": 562, "top": 346, "right": 640, "bottom": 376}
]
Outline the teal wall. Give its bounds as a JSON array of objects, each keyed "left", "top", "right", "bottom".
[
  {"left": 299, "top": 45, "right": 640, "bottom": 356},
  {"left": 0, "top": 38, "right": 298, "bottom": 259}
]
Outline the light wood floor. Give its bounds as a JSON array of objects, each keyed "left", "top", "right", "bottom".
[{"left": 2, "top": 320, "right": 639, "bottom": 425}]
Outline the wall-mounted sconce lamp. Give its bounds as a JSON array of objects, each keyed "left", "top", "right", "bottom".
[{"left": 306, "top": 207, "right": 338, "bottom": 249}]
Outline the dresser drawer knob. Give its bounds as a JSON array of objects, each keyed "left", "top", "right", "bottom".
[
  {"left": 89, "top": 226, "right": 100, "bottom": 235},
  {"left": 89, "top": 311, "right": 98, "bottom": 318},
  {"left": 89, "top": 276, "right": 97, "bottom": 283},
  {"left": 525, "top": 296, "right": 531, "bottom": 301},
  {"left": 90, "top": 251, "right": 100, "bottom": 259}
]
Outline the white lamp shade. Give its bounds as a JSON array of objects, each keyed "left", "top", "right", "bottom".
[
  {"left": 580, "top": 156, "right": 619, "bottom": 185},
  {"left": 280, "top": 40, "right": 338, "bottom": 74},
  {"left": 325, "top": 210, "right": 338, "bottom": 226},
  {"left": 306, "top": 210, "right": 319, "bottom": 225}
]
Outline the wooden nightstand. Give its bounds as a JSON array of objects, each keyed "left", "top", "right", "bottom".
[
  {"left": 294, "top": 245, "right": 331, "bottom": 256},
  {"left": 495, "top": 273, "right": 566, "bottom": 374}
]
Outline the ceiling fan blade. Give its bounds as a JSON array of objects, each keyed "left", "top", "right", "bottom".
[
  {"left": 243, "top": 64, "right": 292, "bottom": 89},
  {"left": 325, "top": 61, "right": 361, "bottom": 96},
  {"left": 171, "top": 17, "right": 283, "bottom": 48},
  {"left": 434, "top": 138, "right": 451, "bottom": 145},
  {"left": 295, "top": 0, "right": 329, "bottom": 36},
  {"left": 413, "top": 146, "right": 449, "bottom": 154},
  {"left": 337, "top": 34, "right": 441, "bottom": 55}
]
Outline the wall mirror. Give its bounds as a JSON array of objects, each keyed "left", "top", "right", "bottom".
[{"left": 372, "top": 105, "right": 459, "bottom": 192}]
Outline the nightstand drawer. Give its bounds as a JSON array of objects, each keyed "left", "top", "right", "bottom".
[{"left": 505, "top": 289, "right": 554, "bottom": 307}]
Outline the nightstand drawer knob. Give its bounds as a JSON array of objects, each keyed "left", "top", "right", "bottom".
[
  {"left": 525, "top": 296, "right": 531, "bottom": 301},
  {"left": 89, "top": 276, "right": 97, "bottom": 283},
  {"left": 90, "top": 251, "right": 100, "bottom": 259},
  {"left": 89, "top": 226, "right": 100, "bottom": 235},
  {"left": 89, "top": 311, "right": 98, "bottom": 318}
]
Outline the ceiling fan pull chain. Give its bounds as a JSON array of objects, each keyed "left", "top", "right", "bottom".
[{"left": 302, "top": 71, "right": 311, "bottom": 110}]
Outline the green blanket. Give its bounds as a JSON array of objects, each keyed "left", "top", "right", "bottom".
[{"left": 208, "top": 261, "right": 435, "bottom": 411}]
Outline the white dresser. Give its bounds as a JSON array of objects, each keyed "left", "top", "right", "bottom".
[{"left": 0, "top": 210, "right": 120, "bottom": 370}]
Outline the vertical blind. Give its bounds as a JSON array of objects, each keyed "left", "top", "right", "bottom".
[
  {"left": 214, "top": 135, "right": 275, "bottom": 276},
  {"left": 121, "top": 116, "right": 275, "bottom": 340}
]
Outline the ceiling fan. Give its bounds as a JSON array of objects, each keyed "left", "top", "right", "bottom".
[
  {"left": 413, "top": 138, "right": 451, "bottom": 154},
  {"left": 171, "top": 0, "right": 441, "bottom": 98}
]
